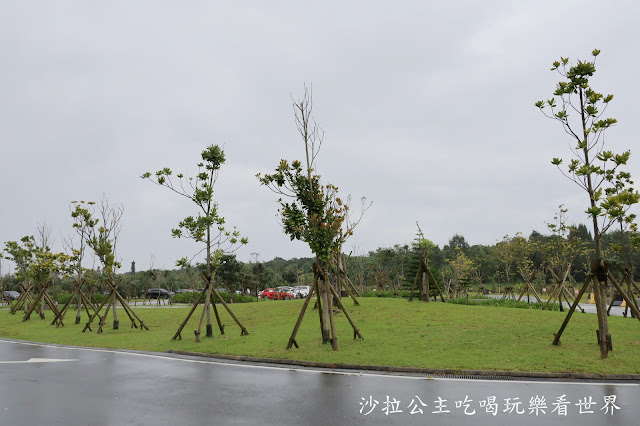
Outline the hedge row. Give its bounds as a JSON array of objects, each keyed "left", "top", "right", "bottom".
[{"left": 172, "top": 291, "right": 255, "bottom": 304}]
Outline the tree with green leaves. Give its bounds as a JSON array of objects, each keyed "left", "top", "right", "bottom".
[
  {"left": 511, "top": 233, "right": 544, "bottom": 304},
  {"left": 53, "top": 203, "right": 106, "bottom": 327},
  {"left": 407, "top": 224, "right": 445, "bottom": 302},
  {"left": 3, "top": 236, "right": 35, "bottom": 314},
  {"left": 536, "top": 49, "right": 640, "bottom": 357},
  {"left": 445, "top": 247, "right": 475, "bottom": 298},
  {"left": 142, "top": 144, "right": 249, "bottom": 341},
  {"left": 26, "top": 224, "right": 69, "bottom": 321},
  {"left": 493, "top": 234, "right": 518, "bottom": 295},
  {"left": 74, "top": 198, "right": 148, "bottom": 333},
  {"left": 605, "top": 213, "right": 640, "bottom": 317},
  {"left": 258, "top": 86, "right": 365, "bottom": 350},
  {"left": 541, "top": 206, "right": 590, "bottom": 312},
  {"left": 3, "top": 228, "right": 69, "bottom": 321}
]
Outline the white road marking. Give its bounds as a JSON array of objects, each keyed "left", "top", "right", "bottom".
[
  {"left": 0, "top": 357, "right": 77, "bottom": 364},
  {"left": 0, "top": 338, "right": 637, "bottom": 387}
]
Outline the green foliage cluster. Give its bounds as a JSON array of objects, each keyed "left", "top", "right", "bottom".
[
  {"left": 171, "top": 292, "right": 197, "bottom": 303},
  {"left": 142, "top": 145, "right": 247, "bottom": 272},
  {"left": 2, "top": 235, "right": 71, "bottom": 285},
  {"left": 259, "top": 161, "right": 350, "bottom": 262},
  {"left": 447, "top": 297, "right": 561, "bottom": 311},
  {"left": 71, "top": 200, "right": 121, "bottom": 277},
  {"left": 258, "top": 88, "right": 366, "bottom": 266},
  {"left": 171, "top": 291, "right": 254, "bottom": 304},
  {"left": 536, "top": 49, "right": 639, "bottom": 250},
  {"left": 5, "top": 223, "right": 635, "bottom": 307},
  {"left": 56, "top": 292, "right": 73, "bottom": 305}
]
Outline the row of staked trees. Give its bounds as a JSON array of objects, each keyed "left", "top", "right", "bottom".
[
  {"left": 2, "top": 50, "right": 639, "bottom": 358},
  {"left": 3, "top": 221, "right": 639, "bottom": 302}
]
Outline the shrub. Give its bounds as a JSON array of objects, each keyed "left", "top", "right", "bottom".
[
  {"left": 172, "top": 293, "right": 195, "bottom": 304},
  {"left": 231, "top": 294, "right": 255, "bottom": 303},
  {"left": 92, "top": 294, "right": 105, "bottom": 305},
  {"left": 56, "top": 293, "right": 73, "bottom": 306},
  {"left": 171, "top": 291, "right": 255, "bottom": 304},
  {"left": 448, "top": 297, "right": 561, "bottom": 311}
]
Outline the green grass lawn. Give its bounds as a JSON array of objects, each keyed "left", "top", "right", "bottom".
[{"left": 1, "top": 298, "right": 638, "bottom": 375}]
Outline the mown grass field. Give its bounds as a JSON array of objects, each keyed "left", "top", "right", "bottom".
[{"left": 1, "top": 298, "right": 638, "bottom": 375}]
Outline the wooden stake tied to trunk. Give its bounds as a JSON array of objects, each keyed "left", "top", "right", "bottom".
[
  {"left": 83, "top": 277, "right": 148, "bottom": 333},
  {"left": 172, "top": 272, "right": 249, "bottom": 342},
  {"left": 22, "top": 281, "right": 60, "bottom": 322},
  {"left": 286, "top": 262, "right": 362, "bottom": 351}
]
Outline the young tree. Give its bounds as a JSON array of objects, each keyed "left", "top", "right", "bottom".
[
  {"left": 3, "top": 230, "right": 69, "bottom": 321},
  {"left": 28, "top": 223, "right": 68, "bottom": 321},
  {"left": 493, "top": 235, "right": 517, "bottom": 294},
  {"left": 536, "top": 49, "right": 640, "bottom": 357},
  {"left": 60, "top": 203, "right": 94, "bottom": 325},
  {"left": 3, "top": 236, "right": 35, "bottom": 314},
  {"left": 605, "top": 213, "right": 640, "bottom": 317},
  {"left": 541, "top": 206, "right": 591, "bottom": 312},
  {"left": 407, "top": 224, "right": 445, "bottom": 302},
  {"left": 73, "top": 198, "right": 148, "bottom": 332},
  {"left": 445, "top": 247, "right": 475, "bottom": 298},
  {"left": 258, "top": 86, "right": 365, "bottom": 350},
  {"left": 511, "top": 233, "right": 543, "bottom": 304},
  {"left": 142, "top": 145, "right": 249, "bottom": 341}
]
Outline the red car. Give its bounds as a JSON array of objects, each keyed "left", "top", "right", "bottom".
[{"left": 261, "top": 288, "right": 295, "bottom": 300}]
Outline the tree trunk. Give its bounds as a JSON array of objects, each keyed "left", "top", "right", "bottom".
[
  {"left": 38, "top": 284, "right": 45, "bottom": 319},
  {"left": 75, "top": 290, "right": 82, "bottom": 324},
  {"left": 320, "top": 264, "right": 331, "bottom": 344},
  {"left": 112, "top": 287, "right": 119, "bottom": 330}
]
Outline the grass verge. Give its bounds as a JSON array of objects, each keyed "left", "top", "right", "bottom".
[{"left": 0, "top": 298, "right": 638, "bottom": 375}]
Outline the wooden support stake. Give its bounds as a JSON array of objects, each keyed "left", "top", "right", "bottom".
[
  {"left": 329, "top": 262, "right": 359, "bottom": 306},
  {"left": 11, "top": 284, "right": 32, "bottom": 314},
  {"left": 314, "top": 273, "right": 325, "bottom": 339},
  {"left": 172, "top": 286, "right": 209, "bottom": 340},
  {"left": 408, "top": 266, "right": 421, "bottom": 302},
  {"left": 113, "top": 291, "right": 148, "bottom": 330},
  {"left": 591, "top": 274, "right": 610, "bottom": 358},
  {"left": 516, "top": 270, "right": 543, "bottom": 304},
  {"left": 195, "top": 285, "right": 212, "bottom": 342},
  {"left": 22, "top": 282, "right": 52, "bottom": 322},
  {"left": 96, "top": 295, "right": 114, "bottom": 334},
  {"left": 426, "top": 267, "right": 446, "bottom": 302},
  {"left": 51, "top": 280, "right": 82, "bottom": 326},
  {"left": 286, "top": 280, "right": 319, "bottom": 350},
  {"left": 328, "top": 283, "right": 363, "bottom": 340},
  {"left": 607, "top": 272, "right": 640, "bottom": 322},
  {"left": 42, "top": 291, "right": 60, "bottom": 317},
  {"left": 210, "top": 286, "right": 249, "bottom": 336},
  {"left": 83, "top": 279, "right": 120, "bottom": 332},
  {"left": 552, "top": 275, "right": 592, "bottom": 345}
]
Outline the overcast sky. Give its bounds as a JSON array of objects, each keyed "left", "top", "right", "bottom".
[{"left": 1, "top": 1, "right": 639, "bottom": 272}]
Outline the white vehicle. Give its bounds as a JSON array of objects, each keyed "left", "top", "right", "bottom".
[{"left": 293, "top": 286, "right": 311, "bottom": 298}]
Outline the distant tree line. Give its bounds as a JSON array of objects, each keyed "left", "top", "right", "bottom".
[{"left": 4, "top": 224, "right": 638, "bottom": 300}]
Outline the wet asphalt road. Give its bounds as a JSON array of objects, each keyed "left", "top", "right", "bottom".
[{"left": 0, "top": 338, "right": 638, "bottom": 425}]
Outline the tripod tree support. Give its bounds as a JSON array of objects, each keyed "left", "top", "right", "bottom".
[
  {"left": 259, "top": 86, "right": 368, "bottom": 351},
  {"left": 553, "top": 275, "right": 593, "bottom": 346},
  {"left": 22, "top": 281, "right": 60, "bottom": 322},
  {"left": 516, "top": 270, "right": 543, "bottom": 304},
  {"left": 607, "top": 272, "right": 640, "bottom": 321},
  {"left": 71, "top": 199, "right": 148, "bottom": 333},
  {"left": 173, "top": 273, "right": 249, "bottom": 341},
  {"left": 536, "top": 49, "right": 640, "bottom": 358},
  {"left": 51, "top": 279, "right": 100, "bottom": 328},
  {"left": 143, "top": 145, "right": 249, "bottom": 343}
]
